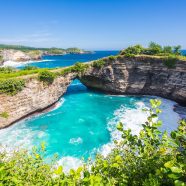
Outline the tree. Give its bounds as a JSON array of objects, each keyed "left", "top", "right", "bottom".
[
  {"left": 173, "top": 45, "right": 181, "bottom": 55},
  {"left": 147, "top": 42, "right": 163, "bottom": 55},
  {"left": 163, "top": 46, "right": 173, "bottom": 54}
]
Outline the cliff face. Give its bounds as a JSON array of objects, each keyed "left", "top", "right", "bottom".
[
  {"left": 1, "top": 49, "right": 42, "bottom": 62},
  {"left": 0, "top": 73, "right": 76, "bottom": 128},
  {"left": 80, "top": 56, "right": 186, "bottom": 105}
]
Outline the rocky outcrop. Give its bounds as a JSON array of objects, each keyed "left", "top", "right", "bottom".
[
  {"left": 80, "top": 55, "right": 186, "bottom": 105},
  {"left": 1, "top": 49, "right": 42, "bottom": 62},
  {"left": 0, "top": 73, "right": 76, "bottom": 128}
]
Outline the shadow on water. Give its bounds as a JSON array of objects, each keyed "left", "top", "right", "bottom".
[{"left": 64, "top": 79, "right": 105, "bottom": 97}]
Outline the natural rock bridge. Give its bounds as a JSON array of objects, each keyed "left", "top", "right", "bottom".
[{"left": 0, "top": 55, "right": 186, "bottom": 128}]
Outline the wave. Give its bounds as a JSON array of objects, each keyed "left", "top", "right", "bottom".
[
  {"left": 57, "top": 156, "right": 83, "bottom": 173},
  {"left": 2, "top": 59, "right": 55, "bottom": 67},
  {"left": 99, "top": 97, "right": 180, "bottom": 157},
  {"left": 69, "top": 137, "right": 83, "bottom": 145}
]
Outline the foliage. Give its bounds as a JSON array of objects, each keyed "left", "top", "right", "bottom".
[
  {"left": 119, "top": 42, "right": 184, "bottom": 59},
  {"left": 0, "top": 67, "right": 16, "bottom": 74},
  {"left": 0, "top": 79, "right": 25, "bottom": 95},
  {"left": 22, "top": 66, "right": 39, "bottom": 70},
  {"left": 174, "top": 45, "right": 182, "bottom": 55},
  {"left": 163, "top": 46, "right": 173, "bottom": 54},
  {"left": 163, "top": 56, "right": 177, "bottom": 68},
  {"left": 108, "top": 55, "right": 117, "bottom": 60},
  {"left": 0, "top": 100, "right": 185, "bottom": 185},
  {"left": 120, "top": 45, "right": 144, "bottom": 55},
  {"left": 38, "top": 71, "right": 56, "bottom": 84},
  {"left": 92, "top": 59, "right": 105, "bottom": 68},
  {"left": 146, "top": 42, "right": 163, "bottom": 55},
  {"left": 0, "top": 111, "right": 9, "bottom": 119}
]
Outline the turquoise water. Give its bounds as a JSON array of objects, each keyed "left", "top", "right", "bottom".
[{"left": 0, "top": 51, "right": 182, "bottom": 170}]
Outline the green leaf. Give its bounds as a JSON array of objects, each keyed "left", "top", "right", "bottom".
[
  {"left": 117, "top": 122, "right": 123, "bottom": 131},
  {"left": 175, "top": 180, "right": 186, "bottom": 186},
  {"left": 164, "top": 161, "right": 174, "bottom": 168},
  {"left": 170, "top": 167, "right": 182, "bottom": 173}
]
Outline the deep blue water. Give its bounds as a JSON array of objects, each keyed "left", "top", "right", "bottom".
[
  {"left": 0, "top": 51, "right": 182, "bottom": 171},
  {"left": 20, "top": 51, "right": 119, "bottom": 69}
]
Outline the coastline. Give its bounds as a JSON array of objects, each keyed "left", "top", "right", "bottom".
[{"left": 1, "top": 59, "right": 55, "bottom": 67}]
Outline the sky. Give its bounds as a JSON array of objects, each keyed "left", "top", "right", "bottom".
[{"left": 0, "top": 0, "right": 186, "bottom": 50}]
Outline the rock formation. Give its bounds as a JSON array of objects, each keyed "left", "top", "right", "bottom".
[
  {"left": 80, "top": 56, "right": 186, "bottom": 105},
  {"left": 0, "top": 73, "right": 76, "bottom": 128},
  {"left": 1, "top": 49, "right": 42, "bottom": 62},
  {"left": 0, "top": 55, "right": 186, "bottom": 128}
]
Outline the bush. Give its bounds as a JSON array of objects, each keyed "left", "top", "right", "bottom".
[
  {"left": 93, "top": 60, "right": 105, "bottom": 68},
  {"left": 120, "top": 45, "right": 144, "bottom": 55},
  {"left": 0, "top": 100, "right": 185, "bottom": 185},
  {"left": 0, "top": 67, "right": 17, "bottom": 74},
  {"left": 71, "top": 62, "right": 89, "bottom": 73},
  {"left": 108, "top": 55, "right": 117, "bottom": 60},
  {"left": 163, "top": 56, "right": 177, "bottom": 68},
  {"left": 23, "top": 66, "right": 39, "bottom": 70},
  {"left": 146, "top": 42, "right": 163, "bottom": 55},
  {"left": 0, "top": 79, "right": 25, "bottom": 95},
  {"left": 38, "top": 71, "right": 56, "bottom": 84},
  {"left": 0, "top": 111, "right": 9, "bottom": 118}
]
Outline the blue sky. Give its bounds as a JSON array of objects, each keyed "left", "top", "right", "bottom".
[{"left": 0, "top": 0, "right": 186, "bottom": 50}]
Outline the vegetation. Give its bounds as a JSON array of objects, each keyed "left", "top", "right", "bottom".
[
  {"left": 163, "top": 56, "right": 177, "bottom": 68},
  {"left": 92, "top": 59, "right": 106, "bottom": 68},
  {"left": 0, "top": 111, "right": 9, "bottom": 119},
  {"left": 0, "top": 100, "right": 185, "bottom": 185},
  {"left": 0, "top": 44, "right": 87, "bottom": 54},
  {"left": 22, "top": 66, "right": 39, "bottom": 70},
  {"left": 120, "top": 42, "right": 184, "bottom": 58},
  {"left": 38, "top": 71, "right": 56, "bottom": 84},
  {"left": 0, "top": 67, "right": 16, "bottom": 74},
  {"left": 0, "top": 79, "right": 25, "bottom": 95}
]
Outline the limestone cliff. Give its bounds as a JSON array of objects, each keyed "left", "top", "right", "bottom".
[
  {"left": 80, "top": 55, "right": 186, "bottom": 105},
  {"left": 1, "top": 49, "right": 42, "bottom": 62},
  {"left": 0, "top": 73, "right": 76, "bottom": 128}
]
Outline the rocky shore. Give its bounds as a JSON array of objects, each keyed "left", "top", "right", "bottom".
[{"left": 0, "top": 49, "right": 42, "bottom": 64}]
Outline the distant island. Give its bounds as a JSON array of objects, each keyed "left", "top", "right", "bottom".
[{"left": 0, "top": 44, "right": 92, "bottom": 65}]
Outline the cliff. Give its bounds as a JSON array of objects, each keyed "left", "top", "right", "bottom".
[
  {"left": 0, "top": 73, "right": 76, "bottom": 128},
  {"left": 1, "top": 49, "right": 42, "bottom": 62},
  {"left": 0, "top": 55, "right": 186, "bottom": 128},
  {"left": 80, "top": 55, "right": 186, "bottom": 105}
]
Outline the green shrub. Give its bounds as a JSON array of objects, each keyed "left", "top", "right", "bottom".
[
  {"left": 163, "top": 56, "right": 177, "bottom": 68},
  {"left": 124, "top": 53, "right": 136, "bottom": 58},
  {"left": 0, "top": 111, "right": 9, "bottom": 118},
  {"left": 38, "top": 71, "right": 56, "bottom": 84},
  {"left": 173, "top": 45, "right": 182, "bottom": 55},
  {"left": 0, "top": 100, "right": 185, "bottom": 185},
  {"left": 0, "top": 67, "right": 17, "bottom": 74},
  {"left": 92, "top": 60, "right": 105, "bottom": 68},
  {"left": 71, "top": 62, "right": 89, "bottom": 73},
  {"left": 23, "top": 66, "right": 39, "bottom": 70},
  {"left": 120, "top": 45, "right": 144, "bottom": 56},
  {"left": 0, "top": 79, "right": 25, "bottom": 95},
  {"left": 108, "top": 55, "right": 116, "bottom": 60}
]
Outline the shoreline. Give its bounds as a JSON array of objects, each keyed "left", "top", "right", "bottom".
[{"left": 1, "top": 59, "right": 55, "bottom": 67}]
